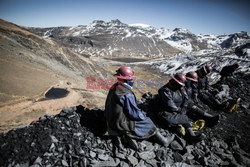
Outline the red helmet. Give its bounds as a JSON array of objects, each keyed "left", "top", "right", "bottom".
[
  {"left": 201, "top": 65, "right": 212, "bottom": 75},
  {"left": 114, "top": 66, "right": 135, "bottom": 80},
  {"left": 186, "top": 71, "right": 198, "bottom": 82},
  {"left": 172, "top": 73, "right": 186, "bottom": 86}
]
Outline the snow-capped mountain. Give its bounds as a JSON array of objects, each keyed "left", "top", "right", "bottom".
[
  {"left": 28, "top": 19, "right": 250, "bottom": 58},
  {"left": 130, "top": 42, "right": 250, "bottom": 86}
]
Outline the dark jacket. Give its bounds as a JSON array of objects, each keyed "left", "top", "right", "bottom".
[
  {"left": 158, "top": 83, "right": 192, "bottom": 128},
  {"left": 196, "top": 72, "right": 214, "bottom": 96},
  {"left": 158, "top": 83, "right": 188, "bottom": 113},
  {"left": 185, "top": 80, "right": 198, "bottom": 98},
  {"left": 198, "top": 76, "right": 208, "bottom": 91},
  {"left": 105, "top": 82, "right": 135, "bottom": 135}
]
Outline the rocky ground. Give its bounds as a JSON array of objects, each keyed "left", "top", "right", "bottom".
[
  {"left": 210, "top": 72, "right": 250, "bottom": 152},
  {"left": 0, "top": 72, "right": 250, "bottom": 167}
]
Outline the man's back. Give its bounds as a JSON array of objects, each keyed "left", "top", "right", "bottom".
[{"left": 105, "top": 83, "right": 135, "bottom": 135}]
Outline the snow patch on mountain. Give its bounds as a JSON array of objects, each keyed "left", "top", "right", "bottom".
[
  {"left": 165, "top": 40, "right": 193, "bottom": 52},
  {"left": 125, "top": 29, "right": 132, "bottom": 38},
  {"left": 43, "top": 29, "right": 54, "bottom": 38},
  {"left": 197, "top": 34, "right": 227, "bottom": 49},
  {"left": 129, "top": 23, "right": 151, "bottom": 28},
  {"left": 154, "top": 28, "right": 172, "bottom": 39}
]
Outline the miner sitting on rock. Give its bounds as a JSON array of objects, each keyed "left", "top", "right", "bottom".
[
  {"left": 195, "top": 65, "right": 240, "bottom": 112},
  {"left": 158, "top": 73, "right": 205, "bottom": 144},
  {"left": 105, "top": 66, "right": 174, "bottom": 153},
  {"left": 185, "top": 71, "right": 220, "bottom": 127}
]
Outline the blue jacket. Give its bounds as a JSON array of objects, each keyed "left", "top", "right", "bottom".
[{"left": 105, "top": 82, "right": 156, "bottom": 138}]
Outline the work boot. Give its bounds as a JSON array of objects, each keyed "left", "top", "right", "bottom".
[
  {"left": 204, "top": 114, "right": 220, "bottom": 127},
  {"left": 191, "top": 105, "right": 220, "bottom": 127},
  {"left": 154, "top": 131, "right": 175, "bottom": 147},
  {"left": 186, "top": 128, "right": 206, "bottom": 144},
  {"left": 111, "top": 136, "right": 126, "bottom": 155},
  {"left": 121, "top": 134, "right": 139, "bottom": 151},
  {"left": 227, "top": 98, "right": 241, "bottom": 113},
  {"left": 188, "top": 133, "right": 206, "bottom": 144},
  {"left": 191, "top": 105, "right": 205, "bottom": 115}
]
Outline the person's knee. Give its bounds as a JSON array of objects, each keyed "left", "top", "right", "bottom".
[{"left": 172, "top": 114, "right": 190, "bottom": 126}]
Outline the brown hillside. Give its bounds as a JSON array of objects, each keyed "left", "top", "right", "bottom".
[{"left": 0, "top": 19, "right": 110, "bottom": 131}]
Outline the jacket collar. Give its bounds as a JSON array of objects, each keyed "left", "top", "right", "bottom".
[{"left": 121, "top": 82, "right": 133, "bottom": 90}]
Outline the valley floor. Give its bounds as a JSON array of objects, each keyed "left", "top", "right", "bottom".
[{"left": 0, "top": 58, "right": 168, "bottom": 132}]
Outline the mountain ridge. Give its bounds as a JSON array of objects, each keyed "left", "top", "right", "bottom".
[{"left": 28, "top": 19, "right": 250, "bottom": 57}]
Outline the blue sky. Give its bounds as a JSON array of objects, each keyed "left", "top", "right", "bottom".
[{"left": 0, "top": 0, "right": 249, "bottom": 35}]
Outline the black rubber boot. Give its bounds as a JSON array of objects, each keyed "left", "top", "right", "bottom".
[
  {"left": 191, "top": 105, "right": 206, "bottom": 115},
  {"left": 191, "top": 105, "right": 220, "bottom": 127},
  {"left": 111, "top": 136, "right": 126, "bottom": 155},
  {"left": 121, "top": 135, "right": 139, "bottom": 151},
  {"left": 186, "top": 128, "right": 206, "bottom": 144},
  {"left": 154, "top": 131, "right": 174, "bottom": 147},
  {"left": 204, "top": 114, "right": 220, "bottom": 127}
]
